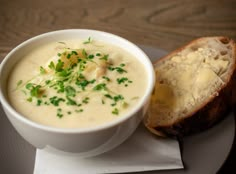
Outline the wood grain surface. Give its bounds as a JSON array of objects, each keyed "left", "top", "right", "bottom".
[{"left": 0, "top": 0, "right": 235, "bottom": 173}]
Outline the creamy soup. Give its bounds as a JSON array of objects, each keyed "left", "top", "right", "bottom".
[{"left": 8, "top": 38, "right": 147, "bottom": 128}]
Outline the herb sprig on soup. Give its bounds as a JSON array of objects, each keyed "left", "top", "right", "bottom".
[{"left": 8, "top": 38, "right": 147, "bottom": 128}]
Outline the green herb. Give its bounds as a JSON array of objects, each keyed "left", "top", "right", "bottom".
[
  {"left": 113, "top": 95, "right": 124, "bottom": 102},
  {"left": 82, "top": 97, "right": 89, "bottom": 104},
  {"left": 96, "top": 53, "right": 101, "bottom": 56},
  {"left": 67, "top": 111, "right": 72, "bottom": 115},
  {"left": 49, "top": 96, "right": 65, "bottom": 106},
  {"left": 115, "top": 67, "right": 127, "bottom": 74},
  {"left": 48, "top": 61, "right": 55, "bottom": 70},
  {"left": 65, "top": 86, "right": 76, "bottom": 97},
  {"left": 108, "top": 66, "right": 127, "bottom": 74},
  {"left": 40, "top": 66, "right": 46, "bottom": 74},
  {"left": 75, "top": 109, "right": 83, "bottom": 113},
  {"left": 82, "top": 49, "right": 87, "bottom": 58},
  {"left": 67, "top": 53, "right": 71, "bottom": 59},
  {"left": 27, "top": 97, "right": 32, "bottom": 102},
  {"left": 17, "top": 80, "right": 23, "bottom": 87},
  {"left": 66, "top": 96, "right": 77, "bottom": 105},
  {"left": 78, "top": 73, "right": 85, "bottom": 79},
  {"left": 120, "top": 63, "right": 126, "bottom": 67},
  {"left": 88, "top": 54, "right": 94, "bottom": 59},
  {"left": 99, "top": 54, "right": 109, "bottom": 61},
  {"left": 57, "top": 69, "right": 71, "bottom": 77},
  {"left": 71, "top": 51, "right": 78, "bottom": 55},
  {"left": 57, "top": 53, "right": 62, "bottom": 57},
  {"left": 102, "top": 76, "right": 110, "bottom": 82},
  {"left": 30, "top": 85, "right": 42, "bottom": 97},
  {"left": 26, "top": 83, "right": 33, "bottom": 90},
  {"left": 57, "top": 108, "right": 63, "bottom": 118},
  {"left": 55, "top": 81, "right": 65, "bottom": 93},
  {"left": 117, "top": 77, "right": 128, "bottom": 84},
  {"left": 76, "top": 79, "right": 89, "bottom": 90},
  {"left": 55, "top": 59, "right": 64, "bottom": 72},
  {"left": 93, "top": 83, "right": 107, "bottom": 91},
  {"left": 121, "top": 101, "right": 128, "bottom": 108},
  {"left": 37, "top": 99, "right": 42, "bottom": 106},
  {"left": 112, "top": 108, "right": 119, "bottom": 115},
  {"left": 104, "top": 94, "right": 113, "bottom": 99},
  {"left": 45, "top": 80, "right": 51, "bottom": 85},
  {"left": 90, "top": 79, "right": 96, "bottom": 84},
  {"left": 83, "top": 37, "right": 92, "bottom": 44}
]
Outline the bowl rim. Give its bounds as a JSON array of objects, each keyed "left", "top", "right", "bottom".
[{"left": 0, "top": 29, "right": 155, "bottom": 134}]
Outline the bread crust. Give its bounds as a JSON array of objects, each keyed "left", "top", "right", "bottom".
[{"left": 146, "top": 37, "right": 236, "bottom": 137}]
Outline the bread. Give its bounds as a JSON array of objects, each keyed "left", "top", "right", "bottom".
[{"left": 145, "top": 37, "right": 236, "bottom": 137}]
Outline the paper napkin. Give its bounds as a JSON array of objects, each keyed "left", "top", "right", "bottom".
[{"left": 34, "top": 125, "right": 183, "bottom": 174}]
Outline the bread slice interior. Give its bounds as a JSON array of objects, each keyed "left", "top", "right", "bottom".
[{"left": 146, "top": 37, "right": 235, "bottom": 130}]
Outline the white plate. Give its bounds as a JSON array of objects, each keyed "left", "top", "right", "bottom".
[{"left": 0, "top": 45, "right": 234, "bottom": 174}]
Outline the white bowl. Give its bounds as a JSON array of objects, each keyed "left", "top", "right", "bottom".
[{"left": 0, "top": 29, "right": 155, "bottom": 157}]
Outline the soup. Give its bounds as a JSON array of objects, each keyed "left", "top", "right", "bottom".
[{"left": 8, "top": 38, "right": 148, "bottom": 128}]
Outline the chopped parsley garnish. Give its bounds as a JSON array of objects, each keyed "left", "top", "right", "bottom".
[
  {"left": 17, "top": 80, "right": 23, "bottom": 87},
  {"left": 104, "top": 94, "right": 113, "bottom": 99},
  {"left": 65, "top": 86, "right": 76, "bottom": 97},
  {"left": 102, "top": 76, "right": 110, "bottom": 82},
  {"left": 83, "top": 37, "right": 92, "bottom": 44},
  {"left": 112, "top": 108, "right": 119, "bottom": 115},
  {"left": 55, "top": 59, "right": 64, "bottom": 72},
  {"left": 57, "top": 108, "right": 63, "bottom": 118},
  {"left": 117, "top": 77, "right": 128, "bottom": 84},
  {"left": 49, "top": 96, "right": 65, "bottom": 106},
  {"left": 37, "top": 99, "right": 42, "bottom": 106},
  {"left": 88, "top": 54, "right": 94, "bottom": 59},
  {"left": 93, "top": 83, "right": 107, "bottom": 91},
  {"left": 25, "top": 83, "right": 42, "bottom": 98},
  {"left": 82, "top": 49, "right": 87, "bottom": 57},
  {"left": 76, "top": 79, "right": 89, "bottom": 90},
  {"left": 48, "top": 61, "right": 55, "bottom": 70},
  {"left": 66, "top": 96, "right": 77, "bottom": 105},
  {"left": 45, "top": 80, "right": 51, "bottom": 85},
  {"left": 108, "top": 66, "right": 127, "bottom": 74},
  {"left": 67, "top": 53, "right": 71, "bottom": 59},
  {"left": 71, "top": 51, "right": 78, "bottom": 55},
  {"left": 19, "top": 44, "right": 134, "bottom": 119},
  {"left": 27, "top": 97, "right": 32, "bottom": 102},
  {"left": 99, "top": 54, "right": 109, "bottom": 61},
  {"left": 82, "top": 97, "right": 89, "bottom": 104},
  {"left": 75, "top": 109, "right": 83, "bottom": 113}
]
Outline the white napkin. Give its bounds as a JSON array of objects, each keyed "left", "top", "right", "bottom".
[{"left": 34, "top": 125, "right": 183, "bottom": 174}]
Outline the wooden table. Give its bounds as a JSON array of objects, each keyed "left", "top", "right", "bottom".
[{"left": 0, "top": 0, "right": 235, "bottom": 173}]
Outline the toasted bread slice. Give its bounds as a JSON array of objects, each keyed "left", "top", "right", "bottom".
[{"left": 145, "top": 37, "right": 236, "bottom": 137}]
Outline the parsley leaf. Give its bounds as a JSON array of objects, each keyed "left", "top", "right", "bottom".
[
  {"left": 49, "top": 96, "right": 65, "bottom": 106},
  {"left": 93, "top": 83, "right": 107, "bottom": 91},
  {"left": 40, "top": 66, "right": 46, "bottom": 74},
  {"left": 55, "top": 59, "right": 64, "bottom": 72},
  {"left": 66, "top": 96, "right": 77, "bottom": 105},
  {"left": 99, "top": 54, "right": 109, "bottom": 61},
  {"left": 65, "top": 86, "right": 76, "bottom": 97},
  {"left": 112, "top": 108, "right": 119, "bottom": 115},
  {"left": 83, "top": 37, "right": 92, "bottom": 44},
  {"left": 17, "top": 80, "right": 23, "bottom": 87}
]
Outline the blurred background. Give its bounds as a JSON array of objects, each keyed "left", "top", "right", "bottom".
[{"left": 0, "top": 0, "right": 235, "bottom": 173}]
